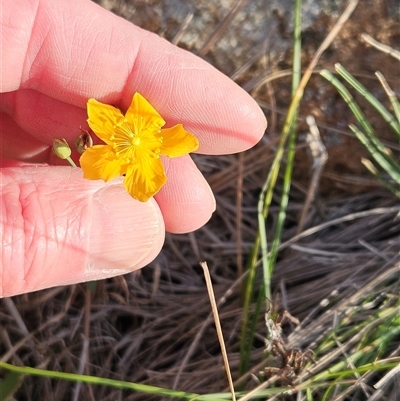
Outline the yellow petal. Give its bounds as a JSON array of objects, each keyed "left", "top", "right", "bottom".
[
  {"left": 87, "top": 99, "right": 125, "bottom": 144},
  {"left": 160, "top": 124, "right": 199, "bottom": 157},
  {"left": 80, "top": 145, "right": 126, "bottom": 182},
  {"left": 123, "top": 156, "right": 166, "bottom": 202},
  {"left": 125, "top": 93, "right": 165, "bottom": 133}
]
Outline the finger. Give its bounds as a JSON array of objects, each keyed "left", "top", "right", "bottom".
[
  {"left": 155, "top": 155, "right": 216, "bottom": 233},
  {"left": 0, "top": 90, "right": 86, "bottom": 163},
  {"left": 0, "top": 111, "right": 53, "bottom": 163},
  {"left": 0, "top": 166, "right": 165, "bottom": 297},
  {"left": 2, "top": 0, "right": 267, "bottom": 155},
  {"left": 0, "top": 89, "right": 87, "bottom": 147}
]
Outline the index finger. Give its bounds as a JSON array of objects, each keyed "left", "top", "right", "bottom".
[{"left": 1, "top": 0, "right": 267, "bottom": 155}]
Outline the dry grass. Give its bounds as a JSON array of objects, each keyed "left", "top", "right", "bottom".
[
  {"left": 1, "top": 1, "right": 399, "bottom": 400},
  {"left": 2, "top": 172, "right": 399, "bottom": 399}
]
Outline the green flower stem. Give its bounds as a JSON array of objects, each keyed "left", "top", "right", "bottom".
[
  {"left": 66, "top": 157, "right": 77, "bottom": 167},
  {"left": 0, "top": 361, "right": 226, "bottom": 400}
]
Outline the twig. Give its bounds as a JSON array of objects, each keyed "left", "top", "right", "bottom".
[
  {"left": 2, "top": 298, "right": 29, "bottom": 336},
  {"left": 279, "top": 206, "right": 400, "bottom": 253},
  {"left": 73, "top": 285, "right": 94, "bottom": 401},
  {"left": 197, "top": 0, "right": 251, "bottom": 57},
  {"left": 361, "top": 33, "right": 400, "bottom": 61},
  {"left": 172, "top": 270, "right": 247, "bottom": 389},
  {"left": 331, "top": 333, "right": 371, "bottom": 400},
  {"left": 171, "top": 12, "right": 194, "bottom": 45},
  {"left": 200, "top": 261, "right": 236, "bottom": 401},
  {"left": 237, "top": 375, "right": 280, "bottom": 401}
]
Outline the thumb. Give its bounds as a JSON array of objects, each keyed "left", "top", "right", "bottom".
[{"left": 1, "top": 166, "right": 165, "bottom": 297}]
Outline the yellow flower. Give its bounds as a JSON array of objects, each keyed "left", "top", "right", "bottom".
[{"left": 80, "top": 93, "right": 199, "bottom": 202}]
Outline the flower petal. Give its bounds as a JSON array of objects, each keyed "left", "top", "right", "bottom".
[
  {"left": 125, "top": 93, "right": 165, "bottom": 133},
  {"left": 82, "top": 93, "right": 199, "bottom": 202},
  {"left": 123, "top": 155, "right": 166, "bottom": 202},
  {"left": 87, "top": 99, "right": 125, "bottom": 144},
  {"left": 160, "top": 124, "right": 199, "bottom": 157},
  {"left": 80, "top": 145, "right": 126, "bottom": 182}
]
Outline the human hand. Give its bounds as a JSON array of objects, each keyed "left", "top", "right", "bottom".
[{"left": 0, "top": 0, "right": 267, "bottom": 297}]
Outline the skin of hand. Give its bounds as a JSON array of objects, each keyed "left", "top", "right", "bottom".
[{"left": 0, "top": 0, "right": 267, "bottom": 297}]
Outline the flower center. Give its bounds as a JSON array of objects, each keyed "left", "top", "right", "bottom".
[
  {"left": 109, "top": 123, "right": 140, "bottom": 161},
  {"left": 110, "top": 118, "right": 164, "bottom": 164}
]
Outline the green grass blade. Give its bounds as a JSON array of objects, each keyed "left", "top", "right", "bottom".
[
  {"left": 335, "top": 63, "right": 400, "bottom": 136},
  {"left": 0, "top": 371, "right": 23, "bottom": 401},
  {"left": 350, "top": 124, "right": 400, "bottom": 184},
  {"left": 320, "top": 70, "right": 380, "bottom": 142},
  {"left": 267, "top": 0, "right": 301, "bottom": 285},
  {"left": 320, "top": 70, "right": 400, "bottom": 168},
  {"left": 321, "top": 68, "right": 400, "bottom": 195},
  {"left": 239, "top": 0, "right": 359, "bottom": 381},
  {"left": 239, "top": 234, "right": 261, "bottom": 377},
  {"left": 240, "top": 0, "right": 302, "bottom": 378},
  {"left": 362, "top": 158, "right": 400, "bottom": 196},
  {"left": 0, "top": 362, "right": 215, "bottom": 400},
  {"left": 376, "top": 71, "right": 400, "bottom": 127}
]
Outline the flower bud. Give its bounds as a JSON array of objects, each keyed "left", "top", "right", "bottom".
[
  {"left": 75, "top": 129, "right": 93, "bottom": 154},
  {"left": 53, "top": 138, "right": 72, "bottom": 159}
]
